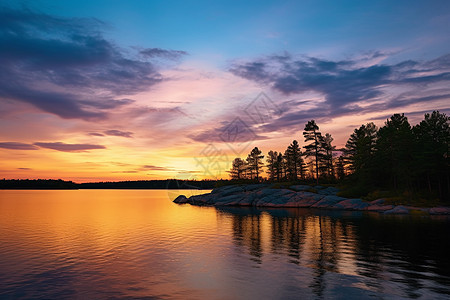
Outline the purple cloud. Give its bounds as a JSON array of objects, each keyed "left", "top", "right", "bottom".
[
  {"left": 229, "top": 52, "right": 450, "bottom": 134},
  {"left": 0, "top": 6, "right": 184, "bottom": 120},
  {"left": 88, "top": 132, "right": 105, "bottom": 137},
  {"left": 0, "top": 142, "right": 38, "bottom": 150},
  {"left": 140, "top": 165, "right": 172, "bottom": 171},
  {"left": 34, "top": 142, "right": 106, "bottom": 152},
  {"left": 104, "top": 130, "right": 134, "bottom": 138}
]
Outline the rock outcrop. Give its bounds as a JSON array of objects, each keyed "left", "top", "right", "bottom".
[{"left": 174, "top": 184, "right": 450, "bottom": 215}]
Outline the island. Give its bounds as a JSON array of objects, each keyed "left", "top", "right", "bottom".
[{"left": 174, "top": 184, "right": 450, "bottom": 215}]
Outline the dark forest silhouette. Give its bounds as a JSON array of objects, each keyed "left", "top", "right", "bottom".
[
  {"left": 229, "top": 111, "right": 450, "bottom": 202},
  {"left": 0, "top": 179, "right": 219, "bottom": 190}
]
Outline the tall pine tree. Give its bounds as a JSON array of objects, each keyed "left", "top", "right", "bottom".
[
  {"left": 285, "top": 140, "right": 304, "bottom": 181},
  {"left": 344, "top": 122, "right": 377, "bottom": 186},
  {"left": 266, "top": 150, "right": 278, "bottom": 181},
  {"left": 247, "top": 147, "right": 264, "bottom": 181},
  {"left": 375, "top": 114, "right": 413, "bottom": 190},
  {"left": 303, "top": 120, "right": 323, "bottom": 185}
]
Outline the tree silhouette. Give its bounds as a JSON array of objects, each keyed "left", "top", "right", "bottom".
[
  {"left": 247, "top": 147, "right": 264, "bottom": 181},
  {"left": 336, "top": 156, "right": 345, "bottom": 180},
  {"left": 230, "top": 157, "right": 246, "bottom": 180},
  {"left": 321, "top": 133, "right": 335, "bottom": 179},
  {"left": 276, "top": 152, "right": 284, "bottom": 181},
  {"left": 285, "top": 140, "right": 305, "bottom": 181},
  {"left": 375, "top": 114, "right": 413, "bottom": 189},
  {"left": 266, "top": 150, "right": 278, "bottom": 181},
  {"left": 344, "top": 122, "right": 377, "bottom": 187},
  {"left": 224, "top": 111, "right": 449, "bottom": 201},
  {"left": 413, "top": 111, "right": 450, "bottom": 198},
  {"left": 303, "top": 120, "right": 323, "bottom": 185}
]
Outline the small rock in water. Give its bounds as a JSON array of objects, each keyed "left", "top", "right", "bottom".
[{"left": 173, "top": 195, "right": 188, "bottom": 204}]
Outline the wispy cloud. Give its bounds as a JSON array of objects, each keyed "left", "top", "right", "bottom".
[
  {"left": 140, "top": 48, "right": 188, "bottom": 60},
  {"left": 88, "top": 133, "right": 105, "bottom": 137},
  {"left": 34, "top": 142, "right": 106, "bottom": 152},
  {"left": 229, "top": 52, "right": 450, "bottom": 132},
  {"left": 104, "top": 130, "right": 134, "bottom": 138},
  {"left": 0, "top": 142, "right": 38, "bottom": 150},
  {"left": 140, "top": 165, "right": 173, "bottom": 171},
  {"left": 0, "top": 6, "right": 185, "bottom": 120}
]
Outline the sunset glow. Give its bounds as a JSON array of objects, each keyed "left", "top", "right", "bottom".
[{"left": 1, "top": 0, "right": 449, "bottom": 182}]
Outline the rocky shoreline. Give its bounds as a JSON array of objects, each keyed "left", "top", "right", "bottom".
[{"left": 174, "top": 184, "right": 450, "bottom": 215}]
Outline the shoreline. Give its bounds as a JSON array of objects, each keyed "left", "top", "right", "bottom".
[{"left": 174, "top": 184, "right": 450, "bottom": 215}]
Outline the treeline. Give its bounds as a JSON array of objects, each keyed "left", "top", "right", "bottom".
[
  {"left": 79, "top": 179, "right": 218, "bottom": 189},
  {"left": 0, "top": 179, "right": 78, "bottom": 189},
  {"left": 229, "top": 111, "right": 450, "bottom": 202},
  {"left": 0, "top": 179, "right": 219, "bottom": 190}
]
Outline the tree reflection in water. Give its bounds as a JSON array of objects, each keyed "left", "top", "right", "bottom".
[{"left": 216, "top": 207, "right": 450, "bottom": 298}]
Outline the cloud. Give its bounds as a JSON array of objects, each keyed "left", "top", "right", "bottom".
[
  {"left": 110, "top": 165, "right": 174, "bottom": 174},
  {"left": 0, "top": 5, "right": 184, "bottom": 120},
  {"left": 140, "top": 165, "right": 173, "bottom": 171},
  {"left": 104, "top": 130, "right": 134, "bottom": 138},
  {"left": 140, "top": 48, "right": 188, "bottom": 60},
  {"left": 229, "top": 52, "right": 450, "bottom": 133},
  {"left": 0, "top": 142, "right": 38, "bottom": 150},
  {"left": 88, "top": 132, "right": 105, "bottom": 137},
  {"left": 34, "top": 142, "right": 106, "bottom": 152},
  {"left": 17, "top": 167, "right": 32, "bottom": 170},
  {"left": 190, "top": 117, "right": 268, "bottom": 143},
  {"left": 230, "top": 53, "right": 391, "bottom": 110}
]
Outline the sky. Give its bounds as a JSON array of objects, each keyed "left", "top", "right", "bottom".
[{"left": 1, "top": 0, "right": 450, "bottom": 182}]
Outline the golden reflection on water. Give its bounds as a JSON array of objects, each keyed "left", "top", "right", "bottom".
[
  {"left": 0, "top": 190, "right": 449, "bottom": 299},
  {"left": 217, "top": 209, "right": 358, "bottom": 275}
]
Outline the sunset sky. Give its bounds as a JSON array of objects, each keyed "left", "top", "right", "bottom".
[{"left": 1, "top": 0, "right": 450, "bottom": 182}]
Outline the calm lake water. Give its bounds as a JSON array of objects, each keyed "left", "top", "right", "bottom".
[{"left": 0, "top": 190, "right": 449, "bottom": 299}]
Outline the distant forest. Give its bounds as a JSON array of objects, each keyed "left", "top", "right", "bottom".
[
  {"left": 0, "top": 179, "right": 219, "bottom": 190},
  {"left": 229, "top": 111, "right": 450, "bottom": 202}
]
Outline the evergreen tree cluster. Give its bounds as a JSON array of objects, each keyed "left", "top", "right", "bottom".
[
  {"left": 229, "top": 120, "right": 336, "bottom": 183},
  {"left": 344, "top": 111, "right": 449, "bottom": 201},
  {"left": 228, "top": 111, "right": 450, "bottom": 201}
]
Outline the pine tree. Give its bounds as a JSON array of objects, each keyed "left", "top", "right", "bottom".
[
  {"left": 266, "top": 150, "right": 278, "bottom": 181},
  {"left": 321, "top": 133, "right": 335, "bottom": 178},
  {"left": 303, "top": 120, "right": 324, "bottom": 185},
  {"left": 336, "top": 156, "right": 345, "bottom": 180},
  {"left": 276, "top": 153, "right": 284, "bottom": 181},
  {"left": 229, "top": 158, "right": 246, "bottom": 180},
  {"left": 247, "top": 147, "right": 264, "bottom": 181},
  {"left": 344, "top": 122, "right": 377, "bottom": 186},
  {"left": 375, "top": 114, "right": 413, "bottom": 190},
  {"left": 413, "top": 111, "right": 450, "bottom": 199},
  {"left": 285, "top": 140, "right": 305, "bottom": 181}
]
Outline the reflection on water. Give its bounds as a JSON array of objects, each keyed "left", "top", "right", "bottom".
[
  {"left": 216, "top": 207, "right": 450, "bottom": 299},
  {"left": 0, "top": 190, "right": 449, "bottom": 299}
]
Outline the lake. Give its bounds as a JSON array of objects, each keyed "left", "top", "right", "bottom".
[{"left": 0, "top": 189, "right": 449, "bottom": 299}]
